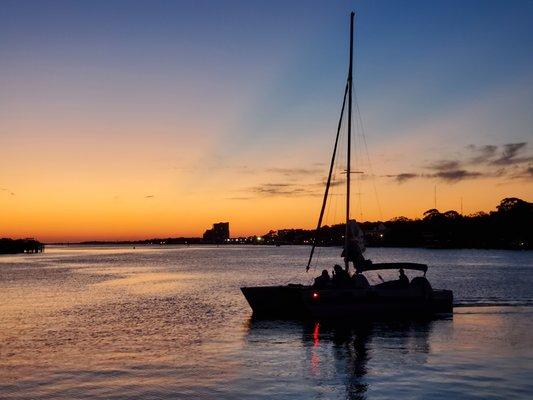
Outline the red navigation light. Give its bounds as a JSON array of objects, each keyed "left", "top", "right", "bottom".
[{"left": 312, "top": 292, "right": 319, "bottom": 299}]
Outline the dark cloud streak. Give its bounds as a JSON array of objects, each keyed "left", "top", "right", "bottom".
[
  {"left": 491, "top": 142, "right": 531, "bottom": 166},
  {"left": 265, "top": 167, "right": 322, "bottom": 177},
  {"left": 385, "top": 141, "right": 531, "bottom": 184},
  {"left": 384, "top": 173, "right": 419, "bottom": 183},
  {"left": 249, "top": 183, "right": 317, "bottom": 197},
  {"left": 427, "top": 160, "right": 461, "bottom": 171},
  {"left": 467, "top": 144, "right": 498, "bottom": 163},
  {"left": 430, "top": 169, "right": 483, "bottom": 182}
]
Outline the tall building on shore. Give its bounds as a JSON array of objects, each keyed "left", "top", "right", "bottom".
[{"left": 203, "top": 222, "right": 230, "bottom": 243}]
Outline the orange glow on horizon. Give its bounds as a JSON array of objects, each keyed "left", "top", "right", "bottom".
[{"left": 2, "top": 170, "right": 531, "bottom": 242}]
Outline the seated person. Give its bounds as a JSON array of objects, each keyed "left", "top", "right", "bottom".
[
  {"left": 351, "top": 272, "right": 370, "bottom": 289},
  {"left": 374, "top": 269, "right": 410, "bottom": 290},
  {"left": 332, "top": 264, "right": 351, "bottom": 288},
  {"left": 313, "top": 269, "right": 331, "bottom": 289},
  {"left": 398, "top": 268, "right": 409, "bottom": 288}
]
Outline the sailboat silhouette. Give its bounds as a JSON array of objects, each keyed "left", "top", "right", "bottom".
[{"left": 241, "top": 12, "right": 453, "bottom": 319}]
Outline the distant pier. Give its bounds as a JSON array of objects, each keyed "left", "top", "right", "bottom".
[{"left": 0, "top": 238, "right": 44, "bottom": 254}]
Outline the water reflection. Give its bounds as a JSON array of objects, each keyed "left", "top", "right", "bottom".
[
  {"left": 2, "top": 246, "right": 531, "bottom": 399},
  {"left": 246, "top": 318, "right": 441, "bottom": 400},
  {"left": 315, "top": 321, "right": 371, "bottom": 399}
]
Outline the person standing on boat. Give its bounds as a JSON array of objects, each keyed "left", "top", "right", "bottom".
[{"left": 342, "top": 219, "right": 368, "bottom": 273}]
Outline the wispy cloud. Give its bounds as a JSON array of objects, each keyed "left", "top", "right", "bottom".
[
  {"left": 385, "top": 170, "right": 483, "bottom": 183},
  {"left": 384, "top": 173, "right": 419, "bottom": 183},
  {"left": 265, "top": 167, "right": 322, "bottom": 177},
  {"left": 233, "top": 179, "right": 329, "bottom": 198},
  {"left": 396, "top": 173, "right": 418, "bottom": 183},
  {"left": 248, "top": 183, "right": 318, "bottom": 197},
  {"left": 466, "top": 144, "right": 498, "bottom": 163},
  {"left": 386, "top": 141, "right": 532, "bottom": 184},
  {"left": 144, "top": 195, "right": 155, "bottom": 199},
  {"left": 430, "top": 169, "right": 483, "bottom": 182},
  {"left": 317, "top": 178, "right": 345, "bottom": 187},
  {"left": 508, "top": 164, "right": 533, "bottom": 180},
  {"left": 427, "top": 160, "right": 461, "bottom": 171},
  {"left": 491, "top": 142, "right": 532, "bottom": 166},
  {"left": 1, "top": 188, "right": 15, "bottom": 196}
]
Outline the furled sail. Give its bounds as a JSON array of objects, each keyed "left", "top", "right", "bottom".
[{"left": 346, "top": 219, "right": 365, "bottom": 255}]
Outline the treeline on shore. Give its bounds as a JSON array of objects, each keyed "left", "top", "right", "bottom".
[
  {"left": 0, "top": 238, "right": 44, "bottom": 254},
  {"left": 266, "top": 197, "right": 532, "bottom": 250},
  {"left": 74, "top": 197, "right": 532, "bottom": 250}
]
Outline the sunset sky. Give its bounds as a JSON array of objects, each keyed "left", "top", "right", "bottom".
[{"left": 1, "top": 0, "right": 532, "bottom": 242}]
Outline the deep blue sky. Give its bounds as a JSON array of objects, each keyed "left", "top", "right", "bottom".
[{"left": 2, "top": 0, "right": 531, "bottom": 138}]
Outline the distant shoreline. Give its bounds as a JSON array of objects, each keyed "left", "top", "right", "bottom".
[
  {"left": 5, "top": 197, "right": 532, "bottom": 252},
  {"left": 42, "top": 242, "right": 531, "bottom": 251}
]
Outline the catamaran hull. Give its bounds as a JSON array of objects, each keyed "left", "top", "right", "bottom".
[
  {"left": 241, "top": 285, "right": 453, "bottom": 319},
  {"left": 241, "top": 286, "right": 308, "bottom": 318}
]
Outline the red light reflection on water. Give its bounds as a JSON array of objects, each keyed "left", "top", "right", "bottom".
[
  {"left": 313, "top": 322, "right": 320, "bottom": 347},
  {"left": 310, "top": 322, "right": 321, "bottom": 374}
]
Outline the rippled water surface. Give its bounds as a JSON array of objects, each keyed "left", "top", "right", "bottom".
[{"left": 1, "top": 246, "right": 532, "bottom": 399}]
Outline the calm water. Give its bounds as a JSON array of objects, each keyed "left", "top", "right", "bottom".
[{"left": 1, "top": 245, "right": 532, "bottom": 399}]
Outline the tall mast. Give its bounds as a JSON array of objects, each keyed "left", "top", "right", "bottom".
[
  {"left": 345, "top": 12, "right": 354, "bottom": 253},
  {"left": 305, "top": 12, "right": 356, "bottom": 271}
]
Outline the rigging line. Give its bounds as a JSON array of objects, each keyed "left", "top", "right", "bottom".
[
  {"left": 326, "top": 121, "right": 343, "bottom": 264},
  {"left": 318, "top": 165, "right": 334, "bottom": 268},
  {"left": 354, "top": 93, "right": 383, "bottom": 220},
  {"left": 314, "top": 243, "right": 322, "bottom": 270},
  {"left": 313, "top": 102, "right": 346, "bottom": 272},
  {"left": 314, "top": 190, "right": 331, "bottom": 269},
  {"left": 332, "top": 109, "right": 347, "bottom": 253},
  {"left": 306, "top": 82, "right": 349, "bottom": 271},
  {"left": 332, "top": 122, "right": 344, "bottom": 229},
  {"left": 319, "top": 120, "right": 342, "bottom": 255},
  {"left": 351, "top": 106, "right": 363, "bottom": 220},
  {"left": 359, "top": 123, "right": 366, "bottom": 219},
  {"left": 349, "top": 11, "right": 382, "bottom": 221},
  {"left": 323, "top": 111, "right": 345, "bottom": 265},
  {"left": 315, "top": 143, "right": 341, "bottom": 271},
  {"left": 314, "top": 114, "right": 344, "bottom": 270}
]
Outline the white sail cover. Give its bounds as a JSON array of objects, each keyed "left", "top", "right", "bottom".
[{"left": 347, "top": 219, "right": 366, "bottom": 254}]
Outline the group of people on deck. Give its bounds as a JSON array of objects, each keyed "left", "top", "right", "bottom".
[
  {"left": 313, "top": 266, "right": 409, "bottom": 290},
  {"left": 313, "top": 265, "right": 371, "bottom": 289},
  {"left": 313, "top": 219, "right": 410, "bottom": 290}
]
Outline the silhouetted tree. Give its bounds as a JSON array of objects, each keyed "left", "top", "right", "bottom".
[
  {"left": 443, "top": 210, "right": 461, "bottom": 219},
  {"left": 496, "top": 197, "right": 531, "bottom": 214},
  {"left": 423, "top": 209, "right": 441, "bottom": 220}
]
